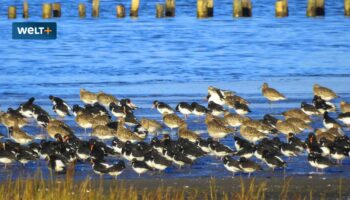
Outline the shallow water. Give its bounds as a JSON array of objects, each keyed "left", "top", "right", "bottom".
[{"left": 0, "top": 0, "right": 349, "bottom": 180}]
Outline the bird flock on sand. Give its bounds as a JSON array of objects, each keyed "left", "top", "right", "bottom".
[{"left": 0, "top": 83, "right": 350, "bottom": 178}]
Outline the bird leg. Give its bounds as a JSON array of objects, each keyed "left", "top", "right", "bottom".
[{"left": 6, "top": 127, "right": 9, "bottom": 138}]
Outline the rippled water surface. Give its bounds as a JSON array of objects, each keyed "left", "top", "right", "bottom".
[{"left": 0, "top": 0, "right": 349, "bottom": 180}]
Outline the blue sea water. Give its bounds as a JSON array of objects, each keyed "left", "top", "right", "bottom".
[{"left": 0, "top": 0, "right": 349, "bottom": 180}]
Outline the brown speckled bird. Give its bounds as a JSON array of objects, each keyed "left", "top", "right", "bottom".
[
  {"left": 91, "top": 115, "right": 111, "bottom": 127},
  {"left": 239, "top": 125, "right": 266, "bottom": 144},
  {"left": 80, "top": 89, "right": 98, "bottom": 104},
  {"left": 261, "top": 83, "right": 286, "bottom": 102},
  {"left": 46, "top": 119, "right": 73, "bottom": 139},
  {"left": 283, "top": 109, "right": 312, "bottom": 124},
  {"left": 9, "top": 126, "right": 33, "bottom": 144},
  {"left": 178, "top": 124, "right": 199, "bottom": 143},
  {"left": 285, "top": 118, "right": 313, "bottom": 132},
  {"left": 242, "top": 118, "right": 273, "bottom": 134},
  {"left": 116, "top": 119, "right": 142, "bottom": 143},
  {"left": 140, "top": 118, "right": 163, "bottom": 135},
  {"left": 205, "top": 114, "right": 234, "bottom": 140},
  {"left": 315, "top": 128, "right": 343, "bottom": 142},
  {"left": 75, "top": 112, "right": 93, "bottom": 134},
  {"left": 224, "top": 111, "right": 250, "bottom": 128},
  {"left": 162, "top": 113, "right": 185, "bottom": 130},
  {"left": 276, "top": 120, "right": 301, "bottom": 135},
  {"left": 313, "top": 84, "right": 338, "bottom": 101},
  {"left": 0, "top": 110, "right": 28, "bottom": 131},
  {"left": 340, "top": 101, "right": 350, "bottom": 113},
  {"left": 97, "top": 92, "right": 119, "bottom": 108},
  {"left": 92, "top": 125, "right": 116, "bottom": 140}
]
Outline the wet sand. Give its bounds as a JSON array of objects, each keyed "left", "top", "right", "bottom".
[{"left": 103, "top": 175, "right": 350, "bottom": 199}]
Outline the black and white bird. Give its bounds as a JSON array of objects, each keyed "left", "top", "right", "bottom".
[
  {"left": 280, "top": 143, "right": 301, "bottom": 158},
  {"left": 111, "top": 138, "right": 125, "bottom": 154},
  {"left": 222, "top": 156, "right": 241, "bottom": 176},
  {"left": 175, "top": 102, "right": 193, "bottom": 119},
  {"left": 235, "top": 145, "right": 254, "bottom": 159},
  {"left": 15, "top": 146, "right": 39, "bottom": 165},
  {"left": 36, "top": 114, "right": 50, "bottom": 130},
  {"left": 48, "top": 154, "right": 68, "bottom": 173},
  {"left": 330, "top": 146, "right": 348, "bottom": 164},
  {"left": 49, "top": 95, "right": 71, "bottom": 118},
  {"left": 76, "top": 141, "right": 91, "bottom": 161},
  {"left": 262, "top": 114, "right": 278, "bottom": 128},
  {"left": 238, "top": 157, "right": 263, "bottom": 177},
  {"left": 207, "top": 86, "right": 225, "bottom": 105},
  {"left": 338, "top": 112, "right": 350, "bottom": 128},
  {"left": 319, "top": 137, "right": 331, "bottom": 156},
  {"left": 323, "top": 112, "right": 341, "bottom": 130},
  {"left": 195, "top": 138, "right": 211, "bottom": 153},
  {"left": 208, "top": 101, "right": 225, "bottom": 116},
  {"left": 191, "top": 102, "right": 207, "bottom": 117},
  {"left": 153, "top": 101, "right": 174, "bottom": 114},
  {"left": 133, "top": 125, "right": 148, "bottom": 140},
  {"left": 0, "top": 148, "right": 16, "bottom": 167},
  {"left": 18, "top": 97, "right": 36, "bottom": 118},
  {"left": 109, "top": 102, "right": 126, "bottom": 118},
  {"left": 308, "top": 153, "right": 334, "bottom": 172},
  {"left": 313, "top": 96, "right": 336, "bottom": 114},
  {"left": 233, "top": 136, "right": 252, "bottom": 152},
  {"left": 125, "top": 112, "right": 139, "bottom": 126},
  {"left": 208, "top": 139, "right": 234, "bottom": 157},
  {"left": 131, "top": 159, "right": 152, "bottom": 176},
  {"left": 233, "top": 101, "right": 251, "bottom": 115},
  {"left": 144, "top": 151, "right": 172, "bottom": 171},
  {"left": 121, "top": 142, "right": 145, "bottom": 161},
  {"left": 287, "top": 133, "right": 306, "bottom": 152},
  {"left": 262, "top": 150, "right": 286, "bottom": 171},
  {"left": 92, "top": 160, "right": 126, "bottom": 178},
  {"left": 119, "top": 99, "right": 138, "bottom": 110},
  {"left": 163, "top": 149, "right": 192, "bottom": 167},
  {"left": 301, "top": 102, "right": 320, "bottom": 116}
]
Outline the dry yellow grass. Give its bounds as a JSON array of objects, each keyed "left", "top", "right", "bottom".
[{"left": 0, "top": 171, "right": 345, "bottom": 200}]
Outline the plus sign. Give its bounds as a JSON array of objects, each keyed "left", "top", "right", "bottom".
[{"left": 44, "top": 27, "right": 52, "bottom": 35}]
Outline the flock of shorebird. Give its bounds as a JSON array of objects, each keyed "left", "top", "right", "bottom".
[{"left": 0, "top": 83, "right": 350, "bottom": 178}]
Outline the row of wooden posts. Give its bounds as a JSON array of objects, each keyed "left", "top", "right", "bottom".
[{"left": 7, "top": 0, "right": 350, "bottom": 19}]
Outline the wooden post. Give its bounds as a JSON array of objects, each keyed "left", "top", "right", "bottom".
[
  {"left": 316, "top": 0, "right": 325, "bottom": 16},
  {"left": 23, "top": 1, "right": 29, "bottom": 18},
  {"left": 165, "top": 0, "right": 175, "bottom": 17},
  {"left": 207, "top": 0, "right": 214, "bottom": 17},
  {"left": 92, "top": 0, "right": 100, "bottom": 17},
  {"left": 306, "top": 0, "right": 316, "bottom": 17},
  {"left": 52, "top": 3, "right": 61, "bottom": 17},
  {"left": 156, "top": 4, "right": 165, "bottom": 18},
  {"left": 116, "top": 4, "right": 126, "bottom": 18},
  {"left": 345, "top": 0, "right": 350, "bottom": 16},
  {"left": 130, "top": 0, "right": 140, "bottom": 17},
  {"left": 8, "top": 6, "right": 16, "bottom": 19},
  {"left": 275, "top": 0, "right": 288, "bottom": 17},
  {"left": 233, "top": 0, "right": 242, "bottom": 17},
  {"left": 78, "top": 3, "right": 86, "bottom": 18},
  {"left": 241, "top": 0, "right": 252, "bottom": 17},
  {"left": 197, "top": 0, "right": 208, "bottom": 18},
  {"left": 42, "top": 3, "right": 52, "bottom": 19}
]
